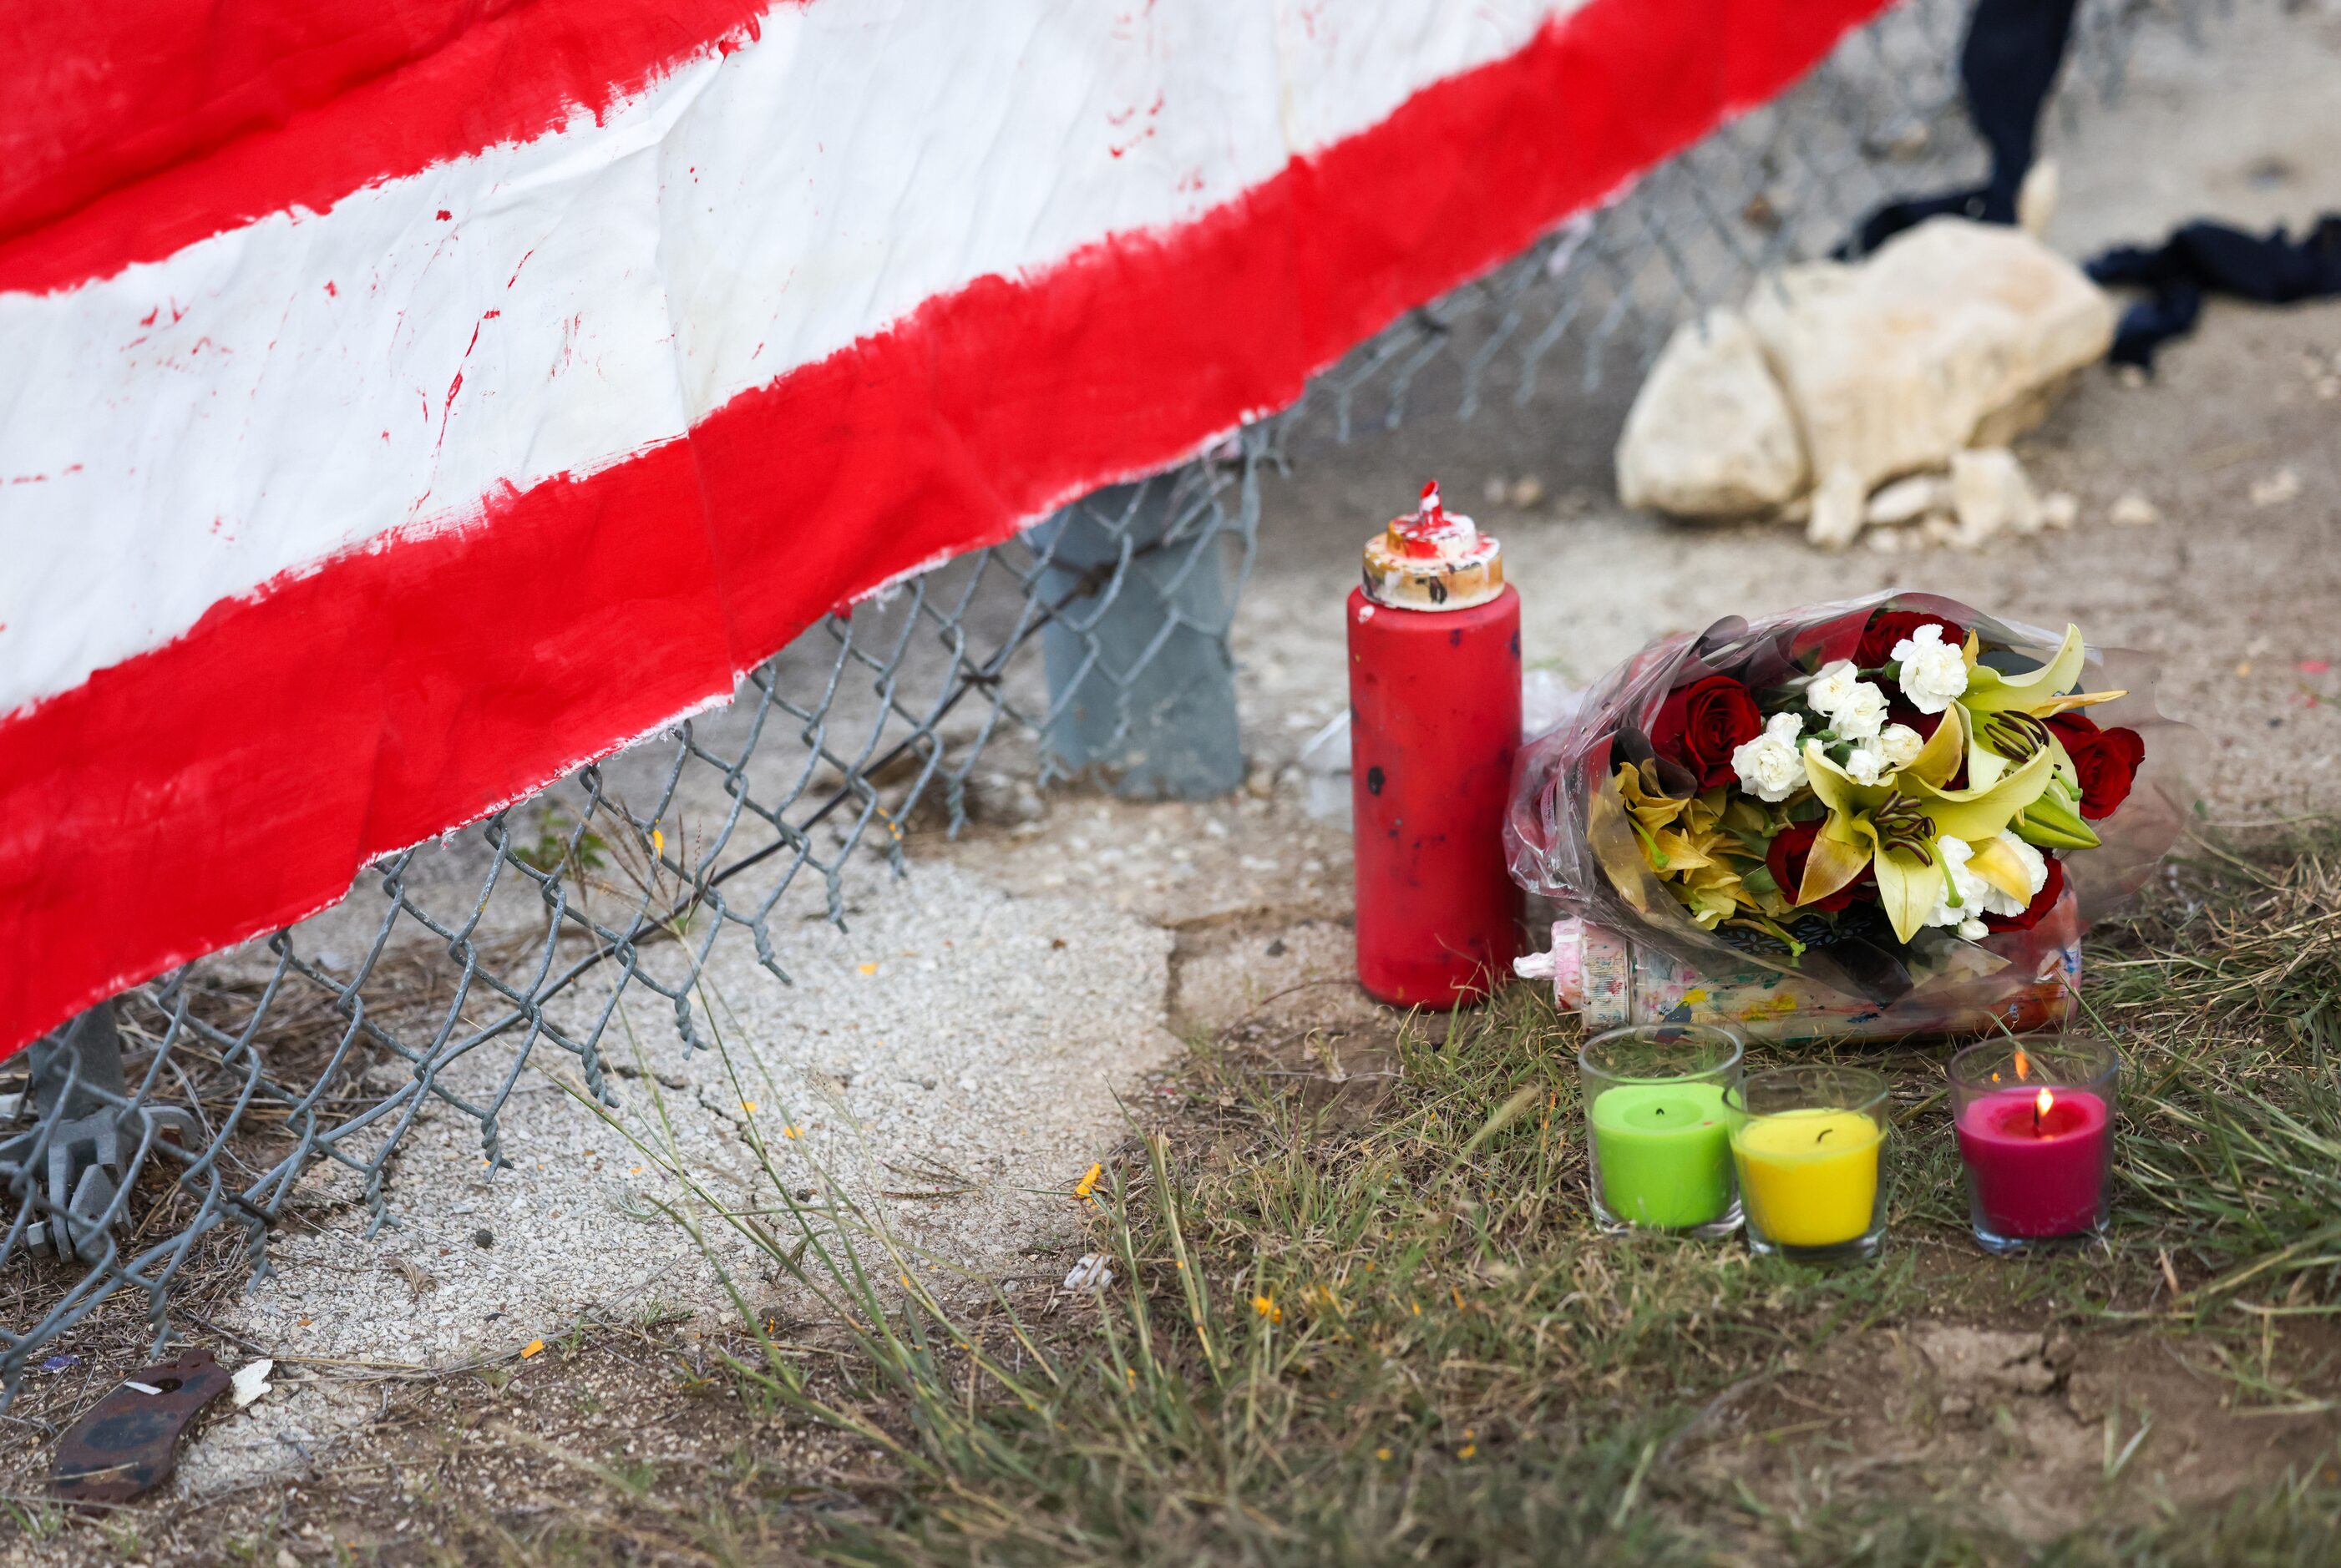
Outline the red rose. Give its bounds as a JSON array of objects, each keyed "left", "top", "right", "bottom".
[
  {"left": 2045, "top": 712, "right": 2146, "bottom": 820},
  {"left": 1858, "top": 609, "right": 1965, "bottom": 671},
  {"left": 1983, "top": 852, "right": 2066, "bottom": 933},
  {"left": 1649, "top": 675, "right": 1762, "bottom": 789},
  {"left": 1766, "top": 820, "right": 1873, "bottom": 912}
]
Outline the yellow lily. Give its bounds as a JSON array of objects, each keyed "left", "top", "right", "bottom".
[
  {"left": 1799, "top": 709, "right": 2057, "bottom": 943},
  {"left": 1954, "top": 624, "right": 2122, "bottom": 844}
]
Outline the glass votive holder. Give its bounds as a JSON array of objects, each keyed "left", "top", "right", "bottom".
[
  {"left": 1726, "top": 1065, "right": 1890, "bottom": 1264},
  {"left": 1948, "top": 1035, "right": 2118, "bottom": 1255},
  {"left": 1578, "top": 1024, "right": 1744, "bottom": 1238}
]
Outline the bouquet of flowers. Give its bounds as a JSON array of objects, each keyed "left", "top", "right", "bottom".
[{"left": 1507, "top": 595, "right": 2183, "bottom": 1010}]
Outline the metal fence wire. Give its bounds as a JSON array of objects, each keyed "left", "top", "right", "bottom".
[{"left": 0, "top": 0, "right": 2224, "bottom": 1398}]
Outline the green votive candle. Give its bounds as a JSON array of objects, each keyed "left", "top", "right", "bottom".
[{"left": 1588, "top": 1080, "right": 1734, "bottom": 1228}]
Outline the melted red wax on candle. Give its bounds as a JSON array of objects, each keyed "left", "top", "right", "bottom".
[{"left": 1390, "top": 480, "right": 1453, "bottom": 559}]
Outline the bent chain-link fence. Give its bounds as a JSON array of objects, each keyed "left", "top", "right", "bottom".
[{"left": 0, "top": 0, "right": 2221, "bottom": 1399}]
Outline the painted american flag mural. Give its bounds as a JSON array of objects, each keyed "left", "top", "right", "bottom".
[{"left": 0, "top": 0, "right": 1882, "bottom": 1050}]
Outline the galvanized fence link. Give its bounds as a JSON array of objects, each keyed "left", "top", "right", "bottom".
[{"left": 0, "top": 0, "right": 2220, "bottom": 1398}]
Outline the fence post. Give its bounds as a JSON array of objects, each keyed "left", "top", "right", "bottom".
[
  {"left": 1031, "top": 474, "right": 1246, "bottom": 800},
  {"left": 3, "top": 1004, "right": 196, "bottom": 1259}
]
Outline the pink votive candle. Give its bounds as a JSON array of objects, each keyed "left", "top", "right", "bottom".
[
  {"left": 1954, "top": 1089, "right": 2110, "bottom": 1238},
  {"left": 1947, "top": 1037, "right": 2119, "bottom": 1253}
]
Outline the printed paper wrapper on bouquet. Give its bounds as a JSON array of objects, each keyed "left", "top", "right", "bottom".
[{"left": 1505, "top": 594, "right": 2189, "bottom": 1044}]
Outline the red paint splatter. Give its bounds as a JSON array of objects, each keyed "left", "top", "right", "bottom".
[
  {"left": 505, "top": 248, "right": 537, "bottom": 290},
  {"left": 435, "top": 209, "right": 453, "bottom": 221},
  {"left": 2301, "top": 660, "right": 2332, "bottom": 676},
  {"left": 433, "top": 308, "right": 501, "bottom": 453},
  {"left": 138, "top": 306, "right": 158, "bottom": 326},
  {"left": 324, "top": 280, "right": 337, "bottom": 296}
]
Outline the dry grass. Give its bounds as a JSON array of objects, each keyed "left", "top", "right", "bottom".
[{"left": 14, "top": 829, "right": 2341, "bottom": 1565}]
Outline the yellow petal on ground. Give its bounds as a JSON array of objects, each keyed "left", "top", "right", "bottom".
[
  {"left": 521, "top": 1339, "right": 545, "bottom": 1359},
  {"left": 858, "top": 962, "right": 879, "bottom": 976}
]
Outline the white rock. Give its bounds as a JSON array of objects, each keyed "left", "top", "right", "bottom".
[
  {"left": 1745, "top": 219, "right": 2114, "bottom": 499},
  {"left": 1866, "top": 472, "right": 1951, "bottom": 525},
  {"left": 1617, "top": 307, "right": 1810, "bottom": 518},
  {"left": 1950, "top": 448, "right": 2042, "bottom": 544},
  {"left": 1865, "top": 526, "right": 1906, "bottom": 554},
  {"left": 2110, "top": 493, "right": 2161, "bottom": 527},
  {"left": 2252, "top": 468, "right": 2303, "bottom": 507},
  {"left": 2040, "top": 491, "right": 2079, "bottom": 529},
  {"left": 1806, "top": 463, "right": 1868, "bottom": 550},
  {"left": 231, "top": 1358, "right": 276, "bottom": 1409},
  {"left": 1921, "top": 513, "right": 1966, "bottom": 549}
]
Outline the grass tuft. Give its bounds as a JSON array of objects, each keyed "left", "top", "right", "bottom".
[{"left": 571, "top": 826, "right": 2341, "bottom": 1565}]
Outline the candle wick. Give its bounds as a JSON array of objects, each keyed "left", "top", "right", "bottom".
[{"left": 1816, "top": 1128, "right": 1833, "bottom": 1143}]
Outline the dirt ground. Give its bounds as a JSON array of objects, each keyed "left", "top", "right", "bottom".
[{"left": 8, "top": 3, "right": 2341, "bottom": 1560}]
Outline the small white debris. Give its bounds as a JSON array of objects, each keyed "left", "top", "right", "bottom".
[
  {"left": 2109, "top": 493, "right": 2161, "bottom": 527},
  {"left": 1950, "top": 448, "right": 2041, "bottom": 543},
  {"left": 232, "top": 1357, "right": 276, "bottom": 1409},
  {"left": 1508, "top": 474, "right": 1547, "bottom": 508},
  {"left": 123, "top": 1380, "right": 164, "bottom": 1396},
  {"left": 2251, "top": 468, "right": 2303, "bottom": 508},
  {"left": 1805, "top": 463, "right": 1868, "bottom": 549},
  {"left": 1865, "top": 526, "right": 1906, "bottom": 554},
  {"left": 1865, "top": 472, "right": 1950, "bottom": 526},
  {"left": 1062, "top": 1254, "right": 1115, "bottom": 1292},
  {"left": 2040, "top": 491, "right": 2079, "bottom": 530}
]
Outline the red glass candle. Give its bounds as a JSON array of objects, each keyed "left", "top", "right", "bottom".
[{"left": 1947, "top": 1038, "right": 2118, "bottom": 1254}]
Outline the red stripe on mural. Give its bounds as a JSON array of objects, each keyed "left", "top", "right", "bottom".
[
  {"left": 0, "top": 0, "right": 779, "bottom": 296},
  {"left": 0, "top": 0, "right": 1886, "bottom": 1050}
]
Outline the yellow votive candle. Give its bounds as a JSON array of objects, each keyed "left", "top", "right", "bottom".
[{"left": 1732, "top": 1108, "right": 1881, "bottom": 1248}]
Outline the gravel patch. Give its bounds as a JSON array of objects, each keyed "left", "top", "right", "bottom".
[{"left": 186, "top": 858, "right": 1177, "bottom": 1492}]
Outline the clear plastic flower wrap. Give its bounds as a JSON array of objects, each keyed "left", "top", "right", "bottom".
[{"left": 1505, "top": 594, "right": 2190, "bottom": 1042}]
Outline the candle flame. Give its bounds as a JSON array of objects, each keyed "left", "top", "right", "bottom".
[
  {"left": 2036, "top": 1087, "right": 2055, "bottom": 1118},
  {"left": 2013, "top": 1050, "right": 2031, "bottom": 1082}
]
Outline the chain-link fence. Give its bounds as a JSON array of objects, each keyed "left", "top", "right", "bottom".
[{"left": 0, "top": 0, "right": 2222, "bottom": 1402}]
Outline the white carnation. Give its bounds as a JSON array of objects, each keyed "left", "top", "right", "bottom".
[
  {"left": 1832, "top": 681, "right": 1890, "bottom": 742},
  {"left": 1806, "top": 660, "right": 1862, "bottom": 716},
  {"left": 1808, "top": 659, "right": 1891, "bottom": 743},
  {"left": 1844, "top": 748, "right": 1888, "bottom": 787},
  {"left": 1891, "top": 624, "right": 1969, "bottom": 715},
  {"left": 1730, "top": 713, "right": 1809, "bottom": 802},
  {"left": 1923, "top": 832, "right": 2050, "bottom": 934},
  {"left": 1877, "top": 723, "right": 1926, "bottom": 770}
]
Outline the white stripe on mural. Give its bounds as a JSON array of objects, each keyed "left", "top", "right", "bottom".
[{"left": 0, "top": 0, "right": 1578, "bottom": 721}]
